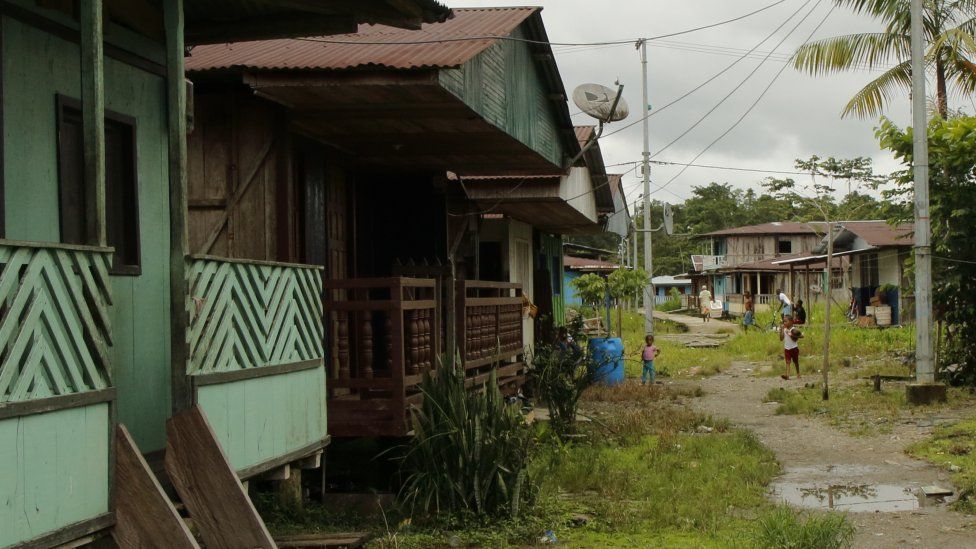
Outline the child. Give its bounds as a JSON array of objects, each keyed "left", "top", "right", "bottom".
[
  {"left": 779, "top": 315, "right": 802, "bottom": 380},
  {"left": 794, "top": 300, "right": 807, "bottom": 325},
  {"left": 642, "top": 334, "right": 661, "bottom": 384}
]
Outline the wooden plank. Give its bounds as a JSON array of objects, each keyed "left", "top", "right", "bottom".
[
  {"left": 80, "top": 0, "right": 105, "bottom": 246},
  {"left": 296, "top": 451, "right": 322, "bottom": 470},
  {"left": 0, "top": 239, "right": 113, "bottom": 254},
  {"left": 236, "top": 436, "right": 331, "bottom": 480},
  {"left": 7, "top": 513, "right": 115, "bottom": 549},
  {"left": 0, "top": 388, "right": 115, "bottom": 420},
  {"left": 188, "top": 253, "right": 324, "bottom": 272},
  {"left": 164, "top": 405, "right": 275, "bottom": 549},
  {"left": 274, "top": 532, "right": 370, "bottom": 548},
  {"left": 165, "top": 0, "right": 192, "bottom": 414},
  {"left": 112, "top": 425, "right": 200, "bottom": 549},
  {"left": 191, "top": 359, "right": 323, "bottom": 387}
]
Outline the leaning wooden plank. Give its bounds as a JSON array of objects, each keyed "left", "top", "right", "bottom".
[
  {"left": 274, "top": 532, "right": 370, "bottom": 548},
  {"left": 165, "top": 405, "right": 275, "bottom": 549},
  {"left": 113, "top": 425, "right": 200, "bottom": 549}
]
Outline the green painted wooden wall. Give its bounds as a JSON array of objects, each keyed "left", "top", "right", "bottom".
[
  {"left": 196, "top": 366, "right": 328, "bottom": 473},
  {"left": 537, "top": 233, "right": 565, "bottom": 325},
  {"left": 439, "top": 25, "right": 566, "bottom": 168},
  {"left": 2, "top": 16, "right": 172, "bottom": 452},
  {"left": 0, "top": 404, "right": 110, "bottom": 547}
]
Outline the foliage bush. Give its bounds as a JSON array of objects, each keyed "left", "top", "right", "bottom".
[
  {"left": 399, "top": 366, "right": 535, "bottom": 518},
  {"left": 529, "top": 318, "right": 598, "bottom": 437}
]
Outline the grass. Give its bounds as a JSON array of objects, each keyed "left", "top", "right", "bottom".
[
  {"left": 763, "top": 383, "right": 976, "bottom": 436},
  {"left": 908, "top": 416, "right": 976, "bottom": 513},
  {"left": 258, "top": 382, "right": 855, "bottom": 547},
  {"left": 753, "top": 506, "right": 856, "bottom": 549}
]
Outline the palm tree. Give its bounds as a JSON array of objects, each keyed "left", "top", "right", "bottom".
[{"left": 794, "top": 0, "right": 976, "bottom": 119}]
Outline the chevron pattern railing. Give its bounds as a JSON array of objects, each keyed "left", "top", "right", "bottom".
[
  {"left": 186, "top": 255, "right": 324, "bottom": 375},
  {"left": 0, "top": 240, "right": 114, "bottom": 403}
]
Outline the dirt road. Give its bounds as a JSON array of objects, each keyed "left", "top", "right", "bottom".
[{"left": 662, "top": 313, "right": 976, "bottom": 548}]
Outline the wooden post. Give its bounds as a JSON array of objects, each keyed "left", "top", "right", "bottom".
[
  {"left": 823, "top": 222, "right": 834, "bottom": 400},
  {"left": 81, "top": 0, "right": 105, "bottom": 245},
  {"left": 805, "top": 266, "right": 811, "bottom": 307},
  {"left": 789, "top": 265, "right": 795, "bottom": 303},
  {"left": 165, "top": 0, "right": 192, "bottom": 413}
]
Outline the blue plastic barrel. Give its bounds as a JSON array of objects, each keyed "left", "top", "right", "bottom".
[{"left": 588, "top": 337, "right": 625, "bottom": 386}]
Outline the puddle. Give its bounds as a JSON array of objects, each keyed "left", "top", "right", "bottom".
[
  {"left": 783, "top": 464, "right": 877, "bottom": 477},
  {"left": 770, "top": 483, "right": 920, "bottom": 512}
]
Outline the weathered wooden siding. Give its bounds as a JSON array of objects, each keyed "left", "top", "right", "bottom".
[
  {"left": 196, "top": 366, "right": 327, "bottom": 473},
  {"left": 0, "top": 404, "right": 110, "bottom": 547},
  {"left": 2, "top": 15, "right": 172, "bottom": 452},
  {"left": 439, "top": 25, "right": 565, "bottom": 168},
  {"left": 104, "top": 54, "right": 172, "bottom": 453},
  {"left": 187, "top": 90, "right": 297, "bottom": 262},
  {"left": 722, "top": 234, "right": 822, "bottom": 266}
]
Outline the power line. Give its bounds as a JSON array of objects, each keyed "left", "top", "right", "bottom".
[
  {"left": 606, "top": 159, "right": 810, "bottom": 176},
  {"left": 654, "top": 2, "right": 837, "bottom": 196},
  {"left": 598, "top": 0, "right": 814, "bottom": 141},
  {"left": 650, "top": 0, "right": 821, "bottom": 159},
  {"left": 296, "top": 0, "right": 790, "bottom": 47}
]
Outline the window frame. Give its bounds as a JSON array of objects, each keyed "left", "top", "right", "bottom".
[
  {"left": 777, "top": 238, "right": 792, "bottom": 255},
  {"left": 56, "top": 94, "right": 141, "bottom": 276}
]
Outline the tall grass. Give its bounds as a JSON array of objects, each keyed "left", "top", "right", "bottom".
[
  {"left": 753, "top": 506, "right": 855, "bottom": 549},
  {"left": 399, "top": 367, "right": 535, "bottom": 518}
]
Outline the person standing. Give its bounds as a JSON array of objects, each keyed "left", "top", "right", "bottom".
[
  {"left": 742, "top": 290, "right": 756, "bottom": 330},
  {"left": 641, "top": 334, "right": 661, "bottom": 385},
  {"left": 699, "top": 285, "right": 712, "bottom": 322},
  {"left": 779, "top": 315, "right": 802, "bottom": 380},
  {"left": 776, "top": 288, "right": 792, "bottom": 321}
]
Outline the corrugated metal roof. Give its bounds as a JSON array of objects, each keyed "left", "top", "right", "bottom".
[
  {"left": 701, "top": 221, "right": 825, "bottom": 237},
  {"left": 843, "top": 222, "right": 913, "bottom": 247},
  {"left": 187, "top": 7, "right": 537, "bottom": 72},
  {"left": 185, "top": 0, "right": 452, "bottom": 27},
  {"left": 564, "top": 255, "right": 619, "bottom": 271}
]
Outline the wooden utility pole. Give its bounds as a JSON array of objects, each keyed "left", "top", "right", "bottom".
[{"left": 822, "top": 222, "right": 833, "bottom": 400}]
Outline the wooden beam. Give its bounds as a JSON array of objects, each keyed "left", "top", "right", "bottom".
[
  {"left": 165, "top": 0, "right": 192, "bottom": 414},
  {"left": 165, "top": 406, "right": 276, "bottom": 549},
  {"left": 7, "top": 514, "right": 115, "bottom": 549},
  {"left": 113, "top": 425, "right": 200, "bottom": 549},
  {"left": 81, "top": 0, "right": 105, "bottom": 246}
]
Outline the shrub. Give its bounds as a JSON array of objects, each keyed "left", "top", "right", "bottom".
[
  {"left": 398, "top": 366, "right": 535, "bottom": 518},
  {"left": 753, "top": 507, "right": 855, "bottom": 548},
  {"left": 530, "top": 342, "right": 598, "bottom": 436}
]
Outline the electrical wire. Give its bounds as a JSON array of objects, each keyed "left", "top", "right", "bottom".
[
  {"left": 653, "top": 2, "right": 837, "bottom": 196},
  {"left": 606, "top": 159, "right": 810, "bottom": 176},
  {"left": 597, "top": 0, "right": 815, "bottom": 141},
  {"left": 295, "top": 0, "right": 790, "bottom": 47},
  {"left": 649, "top": 0, "right": 822, "bottom": 160}
]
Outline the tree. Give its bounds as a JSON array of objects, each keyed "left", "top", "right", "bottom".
[
  {"left": 794, "top": 0, "right": 976, "bottom": 119},
  {"left": 608, "top": 268, "right": 649, "bottom": 335},
  {"left": 877, "top": 115, "right": 976, "bottom": 383}
]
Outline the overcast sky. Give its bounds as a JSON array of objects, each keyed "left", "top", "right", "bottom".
[{"left": 442, "top": 0, "right": 937, "bottom": 208}]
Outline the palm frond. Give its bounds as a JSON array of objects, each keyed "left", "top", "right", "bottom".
[
  {"left": 842, "top": 60, "right": 913, "bottom": 118},
  {"left": 795, "top": 32, "right": 909, "bottom": 76}
]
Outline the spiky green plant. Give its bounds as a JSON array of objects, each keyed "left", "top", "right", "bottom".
[
  {"left": 794, "top": 0, "right": 976, "bottom": 119},
  {"left": 398, "top": 365, "right": 535, "bottom": 518}
]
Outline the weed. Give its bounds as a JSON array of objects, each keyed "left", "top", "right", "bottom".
[
  {"left": 753, "top": 506, "right": 855, "bottom": 549},
  {"left": 908, "top": 418, "right": 976, "bottom": 513}
]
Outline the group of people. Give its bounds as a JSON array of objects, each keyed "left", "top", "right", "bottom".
[{"left": 696, "top": 285, "right": 807, "bottom": 380}]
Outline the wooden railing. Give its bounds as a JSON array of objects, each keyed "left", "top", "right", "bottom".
[
  {"left": 323, "top": 277, "right": 438, "bottom": 437},
  {"left": 456, "top": 280, "right": 525, "bottom": 392},
  {"left": 186, "top": 255, "right": 324, "bottom": 375},
  {"left": 0, "top": 240, "right": 114, "bottom": 402}
]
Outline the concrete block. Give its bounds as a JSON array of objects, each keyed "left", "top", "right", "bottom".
[{"left": 906, "top": 383, "right": 948, "bottom": 405}]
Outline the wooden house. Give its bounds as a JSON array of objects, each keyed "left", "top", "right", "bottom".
[
  {"left": 0, "top": 0, "right": 450, "bottom": 547},
  {"left": 773, "top": 222, "right": 913, "bottom": 324},
  {"left": 184, "top": 7, "right": 579, "bottom": 439}
]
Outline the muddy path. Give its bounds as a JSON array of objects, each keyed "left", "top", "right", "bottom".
[{"left": 661, "top": 313, "right": 976, "bottom": 548}]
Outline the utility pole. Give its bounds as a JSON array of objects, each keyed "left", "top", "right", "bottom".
[
  {"left": 910, "top": 0, "right": 933, "bottom": 379},
  {"left": 822, "top": 220, "right": 833, "bottom": 400},
  {"left": 639, "top": 38, "right": 654, "bottom": 335},
  {"left": 908, "top": 0, "right": 942, "bottom": 402}
]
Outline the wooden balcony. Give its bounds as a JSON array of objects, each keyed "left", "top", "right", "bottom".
[
  {"left": 324, "top": 277, "right": 439, "bottom": 437},
  {"left": 324, "top": 278, "right": 525, "bottom": 438},
  {"left": 456, "top": 280, "right": 526, "bottom": 394},
  {"left": 185, "top": 254, "right": 328, "bottom": 477}
]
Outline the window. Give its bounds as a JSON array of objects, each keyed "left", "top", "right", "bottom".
[
  {"left": 778, "top": 239, "right": 793, "bottom": 254},
  {"left": 57, "top": 95, "right": 140, "bottom": 274}
]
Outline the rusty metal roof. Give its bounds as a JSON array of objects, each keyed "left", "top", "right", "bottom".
[
  {"left": 701, "top": 221, "right": 825, "bottom": 237},
  {"left": 574, "top": 125, "right": 595, "bottom": 146},
  {"left": 842, "top": 221, "right": 913, "bottom": 247},
  {"left": 187, "top": 7, "right": 537, "bottom": 72},
  {"left": 186, "top": 0, "right": 451, "bottom": 27},
  {"left": 564, "top": 255, "right": 619, "bottom": 271}
]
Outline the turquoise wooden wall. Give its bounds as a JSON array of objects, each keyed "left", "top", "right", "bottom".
[
  {"left": 196, "top": 366, "right": 328, "bottom": 473},
  {"left": 2, "top": 16, "right": 172, "bottom": 452},
  {"left": 439, "top": 25, "right": 566, "bottom": 169},
  {"left": 0, "top": 404, "right": 110, "bottom": 547},
  {"left": 537, "top": 233, "right": 565, "bottom": 325}
]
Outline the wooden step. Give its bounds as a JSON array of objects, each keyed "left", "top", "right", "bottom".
[{"left": 274, "top": 532, "right": 370, "bottom": 548}]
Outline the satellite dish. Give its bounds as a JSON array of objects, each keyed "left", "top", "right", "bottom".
[
  {"left": 573, "top": 83, "right": 630, "bottom": 123},
  {"left": 663, "top": 203, "right": 674, "bottom": 236}
]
